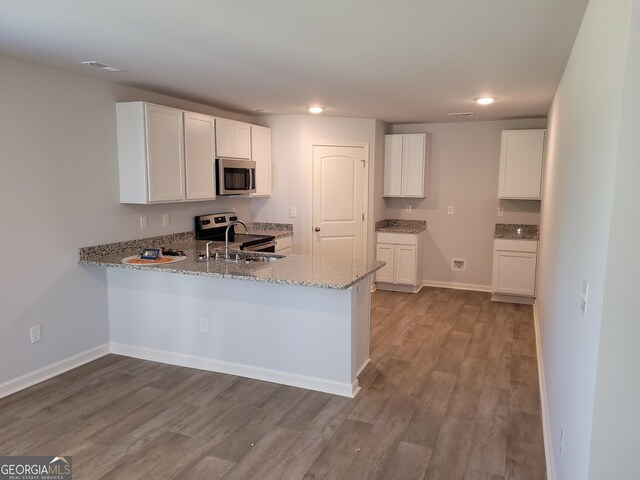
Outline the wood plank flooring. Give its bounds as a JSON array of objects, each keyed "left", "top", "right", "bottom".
[{"left": 0, "top": 287, "right": 546, "bottom": 479}]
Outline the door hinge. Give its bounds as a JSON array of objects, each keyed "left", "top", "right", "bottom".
[{"left": 361, "top": 159, "right": 366, "bottom": 167}]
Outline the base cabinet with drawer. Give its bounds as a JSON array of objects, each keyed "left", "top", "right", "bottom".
[
  {"left": 275, "top": 235, "right": 292, "bottom": 255},
  {"left": 492, "top": 239, "right": 538, "bottom": 303},
  {"left": 375, "top": 232, "right": 423, "bottom": 293}
]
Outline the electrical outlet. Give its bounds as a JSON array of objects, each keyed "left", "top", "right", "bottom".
[
  {"left": 404, "top": 205, "right": 412, "bottom": 214},
  {"left": 140, "top": 216, "right": 148, "bottom": 230},
  {"left": 199, "top": 317, "right": 208, "bottom": 333},
  {"left": 560, "top": 426, "right": 565, "bottom": 458},
  {"left": 580, "top": 280, "right": 589, "bottom": 317},
  {"left": 497, "top": 207, "right": 504, "bottom": 217},
  {"left": 30, "top": 325, "right": 42, "bottom": 344},
  {"left": 451, "top": 258, "right": 466, "bottom": 271},
  {"left": 290, "top": 207, "right": 297, "bottom": 218},
  {"left": 162, "top": 213, "right": 170, "bottom": 227},
  {"left": 447, "top": 206, "right": 454, "bottom": 215}
]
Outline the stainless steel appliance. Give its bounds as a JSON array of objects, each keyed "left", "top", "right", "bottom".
[
  {"left": 216, "top": 158, "right": 256, "bottom": 195},
  {"left": 194, "top": 212, "right": 276, "bottom": 253}
]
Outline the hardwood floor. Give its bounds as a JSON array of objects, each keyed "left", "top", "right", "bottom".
[{"left": 0, "top": 287, "right": 546, "bottom": 479}]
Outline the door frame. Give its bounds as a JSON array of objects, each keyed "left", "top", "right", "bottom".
[{"left": 308, "top": 141, "right": 370, "bottom": 261}]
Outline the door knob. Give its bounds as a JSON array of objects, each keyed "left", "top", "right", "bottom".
[{"left": 314, "top": 227, "right": 321, "bottom": 232}]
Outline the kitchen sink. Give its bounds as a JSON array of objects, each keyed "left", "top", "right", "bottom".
[{"left": 240, "top": 253, "right": 280, "bottom": 263}]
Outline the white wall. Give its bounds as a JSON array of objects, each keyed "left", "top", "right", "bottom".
[
  {"left": 252, "top": 115, "right": 379, "bottom": 259},
  {"left": 388, "top": 119, "right": 545, "bottom": 288},
  {"left": 537, "top": 0, "right": 634, "bottom": 478},
  {"left": 0, "top": 55, "right": 256, "bottom": 385},
  {"left": 588, "top": 0, "right": 640, "bottom": 477}
]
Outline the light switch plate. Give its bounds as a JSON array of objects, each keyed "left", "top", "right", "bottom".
[{"left": 290, "top": 207, "right": 297, "bottom": 218}]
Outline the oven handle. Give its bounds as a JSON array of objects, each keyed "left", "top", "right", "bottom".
[{"left": 242, "top": 241, "right": 277, "bottom": 252}]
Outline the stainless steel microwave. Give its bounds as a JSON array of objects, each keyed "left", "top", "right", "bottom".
[{"left": 216, "top": 158, "right": 256, "bottom": 195}]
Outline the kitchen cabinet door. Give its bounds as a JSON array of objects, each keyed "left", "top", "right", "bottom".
[
  {"left": 394, "top": 245, "right": 417, "bottom": 285},
  {"left": 184, "top": 111, "right": 216, "bottom": 200},
  {"left": 376, "top": 244, "right": 395, "bottom": 284},
  {"left": 383, "top": 133, "right": 426, "bottom": 197},
  {"left": 251, "top": 125, "right": 272, "bottom": 196},
  {"left": 498, "top": 129, "right": 545, "bottom": 199},
  {"left": 402, "top": 134, "right": 426, "bottom": 197},
  {"left": 492, "top": 250, "right": 537, "bottom": 296},
  {"left": 383, "top": 135, "right": 403, "bottom": 196},
  {"left": 215, "top": 118, "right": 252, "bottom": 159},
  {"left": 145, "top": 104, "right": 185, "bottom": 202},
  {"left": 492, "top": 239, "right": 538, "bottom": 297},
  {"left": 215, "top": 118, "right": 235, "bottom": 158},
  {"left": 234, "top": 122, "right": 252, "bottom": 159}
]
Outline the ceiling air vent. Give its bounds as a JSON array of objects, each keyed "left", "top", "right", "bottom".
[
  {"left": 447, "top": 112, "right": 474, "bottom": 117},
  {"left": 81, "top": 61, "right": 125, "bottom": 72},
  {"left": 250, "top": 107, "right": 274, "bottom": 114}
]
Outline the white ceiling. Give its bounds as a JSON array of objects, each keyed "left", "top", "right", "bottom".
[{"left": 0, "top": 0, "right": 589, "bottom": 124}]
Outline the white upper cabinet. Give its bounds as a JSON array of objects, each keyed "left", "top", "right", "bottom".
[
  {"left": 184, "top": 111, "right": 216, "bottom": 201},
  {"left": 251, "top": 125, "right": 272, "bottom": 197},
  {"left": 117, "top": 102, "right": 185, "bottom": 204},
  {"left": 383, "top": 133, "right": 427, "bottom": 198},
  {"left": 215, "top": 118, "right": 251, "bottom": 159},
  {"left": 498, "top": 129, "right": 546, "bottom": 199}
]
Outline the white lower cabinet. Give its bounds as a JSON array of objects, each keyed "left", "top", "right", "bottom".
[
  {"left": 275, "top": 234, "right": 292, "bottom": 255},
  {"left": 375, "top": 232, "right": 423, "bottom": 293},
  {"left": 492, "top": 239, "right": 538, "bottom": 301}
]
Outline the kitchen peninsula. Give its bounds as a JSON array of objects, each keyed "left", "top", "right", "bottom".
[{"left": 79, "top": 232, "right": 383, "bottom": 397}]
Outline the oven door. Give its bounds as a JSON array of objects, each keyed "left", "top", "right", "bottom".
[
  {"left": 241, "top": 241, "right": 276, "bottom": 253},
  {"left": 217, "top": 158, "right": 256, "bottom": 195}
]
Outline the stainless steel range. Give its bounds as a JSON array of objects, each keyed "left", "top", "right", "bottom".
[{"left": 194, "top": 212, "right": 276, "bottom": 253}]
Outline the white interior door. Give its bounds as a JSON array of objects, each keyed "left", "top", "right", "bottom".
[{"left": 312, "top": 145, "right": 366, "bottom": 260}]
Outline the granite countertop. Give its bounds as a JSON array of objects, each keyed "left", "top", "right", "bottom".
[
  {"left": 375, "top": 219, "right": 427, "bottom": 234},
  {"left": 238, "top": 222, "right": 293, "bottom": 239},
  {"left": 494, "top": 223, "right": 540, "bottom": 240},
  {"left": 78, "top": 232, "right": 382, "bottom": 290}
]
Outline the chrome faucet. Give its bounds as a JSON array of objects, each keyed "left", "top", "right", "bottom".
[
  {"left": 205, "top": 241, "right": 214, "bottom": 259},
  {"left": 225, "top": 220, "right": 247, "bottom": 260}
]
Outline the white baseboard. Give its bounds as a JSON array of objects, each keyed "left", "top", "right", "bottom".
[
  {"left": 356, "top": 358, "right": 371, "bottom": 377},
  {"left": 422, "top": 280, "right": 492, "bottom": 292},
  {"left": 376, "top": 283, "right": 423, "bottom": 293},
  {"left": 491, "top": 293, "right": 535, "bottom": 305},
  {"left": 0, "top": 343, "right": 110, "bottom": 399},
  {"left": 110, "top": 342, "right": 358, "bottom": 398},
  {"left": 533, "top": 302, "right": 556, "bottom": 480}
]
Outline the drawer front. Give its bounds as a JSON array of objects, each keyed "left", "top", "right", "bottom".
[
  {"left": 275, "top": 235, "right": 292, "bottom": 251},
  {"left": 494, "top": 239, "right": 538, "bottom": 253},
  {"left": 376, "top": 232, "right": 417, "bottom": 245}
]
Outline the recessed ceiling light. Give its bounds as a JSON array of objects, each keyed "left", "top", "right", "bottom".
[
  {"left": 476, "top": 97, "right": 496, "bottom": 105},
  {"left": 81, "top": 61, "right": 126, "bottom": 72},
  {"left": 308, "top": 107, "right": 324, "bottom": 114}
]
